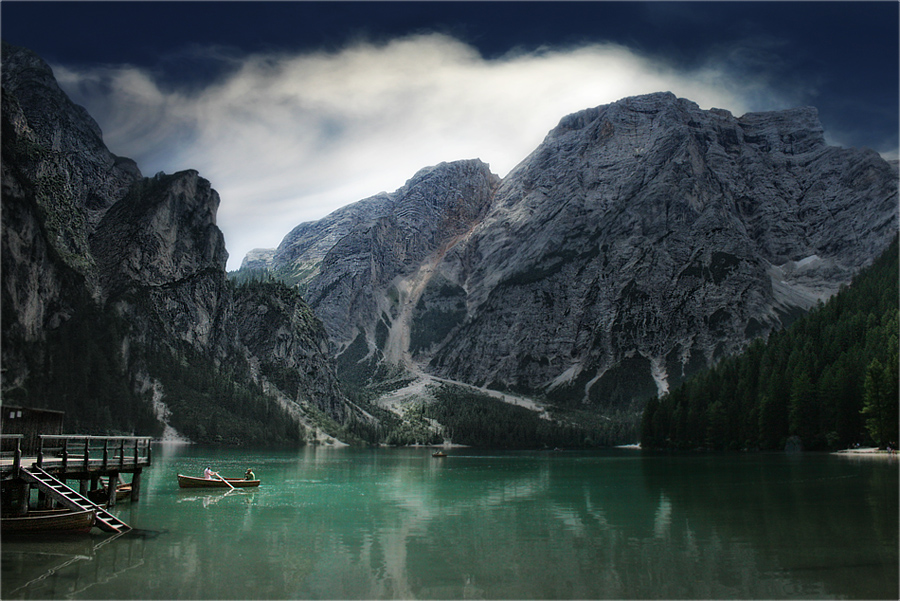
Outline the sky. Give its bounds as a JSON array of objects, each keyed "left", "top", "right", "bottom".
[{"left": 3, "top": 1, "right": 898, "bottom": 271}]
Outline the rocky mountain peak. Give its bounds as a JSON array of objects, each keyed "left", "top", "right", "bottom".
[
  {"left": 302, "top": 158, "right": 500, "bottom": 356},
  {"left": 1, "top": 41, "right": 106, "bottom": 155},
  {"left": 271, "top": 159, "right": 499, "bottom": 283},
  {"left": 1, "top": 42, "right": 141, "bottom": 285},
  {"left": 541, "top": 91, "right": 827, "bottom": 170}
]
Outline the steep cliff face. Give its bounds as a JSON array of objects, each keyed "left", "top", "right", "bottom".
[
  {"left": 89, "top": 170, "right": 232, "bottom": 354},
  {"left": 1, "top": 44, "right": 141, "bottom": 275},
  {"left": 231, "top": 282, "right": 352, "bottom": 423},
  {"left": 1, "top": 43, "right": 139, "bottom": 352},
  {"left": 1, "top": 43, "right": 356, "bottom": 443},
  {"left": 251, "top": 92, "right": 898, "bottom": 430}
]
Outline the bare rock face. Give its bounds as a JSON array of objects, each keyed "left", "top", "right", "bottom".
[
  {"left": 231, "top": 282, "right": 350, "bottom": 422},
  {"left": 239, "top": 248, "right": 276, "bottom": 271},
  {"left": 89, "top": 169, "right": 233, "bottom": 353},
  {"left": 252, "top": 92, "right": 898, "bottom": 426},
  {"left": 1, "top": 42, "right": 141, "bottom": 266},
  {"left": 1, "top": 42, "right": 142, "bottom": 358},
  {"left": 270, "top": 160, "right": 500, "bottom": 367},
  {"left": 91, "top": 170, "right": 227, "bottom": 293},
  {"left": 272, "top": 192, "right": 394, "bottom": 284}
]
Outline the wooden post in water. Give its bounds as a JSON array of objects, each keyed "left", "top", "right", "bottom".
[
  {"left": 61, "top": 438, "right": 69, "bottom": 473},
  {"left": 16, "top": 482, "right": 29, "bottom": 515},
  {"left": 102, "top": 439, "right": 109, "bottom": 470},
  {"left": 131, "top": 468, "right": 142, "bottom": 503},
  {"left": 13, "top": 436, "right": 21, "bottom": 478},
  {"left": 83, "top": 438, "right": 90, "bottom": 473},
  {"left": 107, "top": 472, "right": 119, "bottom": 508}
]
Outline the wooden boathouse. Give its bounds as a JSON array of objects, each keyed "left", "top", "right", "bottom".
[{"left": 1, "top": 431, "right": 152, "bottom": 533}]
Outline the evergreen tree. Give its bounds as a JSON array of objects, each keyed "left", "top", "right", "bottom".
[
  {"left": 862, "top": 355, "right": 899, "bottom": 448},
  {"left": 789, "top": 371, "right": 818, "bottom": 447}
]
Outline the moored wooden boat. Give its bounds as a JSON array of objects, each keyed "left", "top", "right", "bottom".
[
  {"left": 88, "top": 482, "right": 133, "bottom": 504},
  {"left": 177, "top": 474, "right": 260, "bottom": 488},
  {"left": 432, "top": 451, "right": 447, "bottom": 458},
  {"left": 1, "top": 508, "right": 96, "bottom": 534}
]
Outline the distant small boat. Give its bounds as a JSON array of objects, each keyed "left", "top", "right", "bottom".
[
  {"left": 1, "top": 508, "right": 96, "bottom": 534},
  {"left": 177, "top": 474, "right": 260, "bottom": 488},
  {"left": 432, "top": 451, "right": 447, "bottom": 458}
]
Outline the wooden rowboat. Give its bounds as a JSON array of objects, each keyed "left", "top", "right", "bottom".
[
  {"left": 88, "top": 482, "right": 132, "bottom": 504},
  {"left": 1, "top": 508, "right": 96, "bottom": 534},
  {"left": 177, "top": 474, "right": 260, "bottom": 488}
]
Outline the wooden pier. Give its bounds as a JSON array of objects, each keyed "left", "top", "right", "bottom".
[{"left": 1, "top": 434, "right": 152, "bottom": 531}]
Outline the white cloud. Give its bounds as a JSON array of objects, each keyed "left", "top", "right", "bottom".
[{"left": 54, "top": 33, "right": 792, "bottom": 270}]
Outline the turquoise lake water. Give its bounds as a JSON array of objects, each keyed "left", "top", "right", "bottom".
[{"left": 2, "top": 445, "right": 897, "bottom": 599}]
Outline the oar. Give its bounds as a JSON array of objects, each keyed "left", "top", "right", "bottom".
[{"left": 216, "top": 473, "right": 235, "bottom": 490}]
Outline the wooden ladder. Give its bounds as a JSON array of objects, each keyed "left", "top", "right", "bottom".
[{"left": 21, "top": 465, "right": 132, "bottom": 533}]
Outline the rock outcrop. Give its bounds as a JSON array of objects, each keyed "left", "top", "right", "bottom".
[{"left": 1, "top": 43, "right": 357, "bottom": 443}]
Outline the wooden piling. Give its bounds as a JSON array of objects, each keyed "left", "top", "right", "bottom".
[
  {"left": 107, "top": 472, "right": 119, "bottom": 507},
  {"left": 131, "top": 468, "right": 142, "bottom": 503}
]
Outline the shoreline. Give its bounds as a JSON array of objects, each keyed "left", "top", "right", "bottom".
[{"left": 833, "top": 447, "right": 898, "bottom": 459}]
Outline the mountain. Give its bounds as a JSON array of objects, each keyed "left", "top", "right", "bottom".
[
  {"left": 1, "top": 42, "right": 361, "bottom": 444},
  {"left": 243, "top": 92, "right": 898, "bottom": 438}
]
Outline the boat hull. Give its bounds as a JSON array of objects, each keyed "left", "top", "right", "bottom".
[
  {"left": 88, "top": 484, "right": 132, "bottom": 504},
  {"left": 177, "top": 474, "right": 260, "bottom": 488},
  {"left": 1, "top": 508, "right": 96, "bottom": 534}
]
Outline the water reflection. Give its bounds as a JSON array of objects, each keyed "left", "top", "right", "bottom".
[
  {"left": 652, "top": 493, "right": 672, "bottom": 539},
  {"left": 2, "top": 448, "right": 896, "bottom": 599},
  {"left": 3, "top": 531, "right": 148, "bottom": 600},
  {"left": 176, "top": 489, "right": 257, "bottom": 508},
  {"left": 639, "top": 453, "right": 899, "bottom": 599}
]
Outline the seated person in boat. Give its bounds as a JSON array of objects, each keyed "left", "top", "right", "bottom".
[
  {"left": 245, "top": 468, "right": 255, "bottom": 480},
  {"left": 203, "top": 466, "right": 218, "bottom": 480}
]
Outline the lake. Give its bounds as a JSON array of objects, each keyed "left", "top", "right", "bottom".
[{"left": 2, "top": 445, "right": 897, "bottom": 599}]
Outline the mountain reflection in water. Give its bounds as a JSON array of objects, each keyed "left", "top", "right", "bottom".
[{"left": 2, "top": 447, "right": 896, "bottom": 599}]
